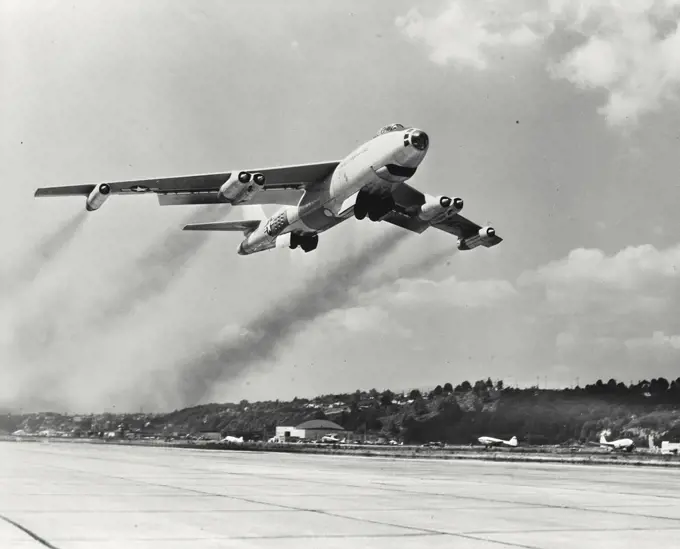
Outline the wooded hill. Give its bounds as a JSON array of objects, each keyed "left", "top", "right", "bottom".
[
  {"left": 150, "top": 377, "right": 680, "bottom": 445},
  {"left": 5, "top": 378, "right": 680, "bottom": 446}
]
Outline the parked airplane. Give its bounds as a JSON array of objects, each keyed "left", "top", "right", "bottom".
[
  {"left": 478, "top": 435, "right": 518, "bottom": 448},
  {"left": 221, "top": 435, "right": 244, "bottom": 444},
  {"left": 34, "top": 123, "right": 502, "bottom": 255},
  {"left": 592, "top": 434, "right": 636, "bottom": 452},
  {"left": 320, "top": 434, "right": 341, "bottom": 443}
]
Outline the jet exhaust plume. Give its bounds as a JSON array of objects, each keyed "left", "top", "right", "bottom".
[
  {"left": 95, "top": 205, "right": 222, "bottom": 322},
  {"left": 0, "top": 211, "right": 87, "bottom": 296},
  {"left": 376, "top": 247, "right": 455, "bottom": 287},
  {"left": 8, "top": 205, "right": 224, "bottom": 391},
  {"left": 172, "top": 228, "right": 410, "bottom": 406}
]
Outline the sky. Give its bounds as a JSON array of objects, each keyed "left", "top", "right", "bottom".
[{"left": 1, "top": 0, "right": 679, "bottom": 413}]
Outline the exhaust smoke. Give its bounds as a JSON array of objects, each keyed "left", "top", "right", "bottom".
[
  {"left": 171, "top": 228, "right": 411, "bottom": 406},
  {"left": 0, "top": 211, "right": 87, "bottom": 297},
  {"left": 94, "top": 205, "right": 222, "bottom": 323}
]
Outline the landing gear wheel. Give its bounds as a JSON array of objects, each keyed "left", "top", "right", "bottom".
[
  {"left": 368, "top": 197, "right": 395, "bottom": 222},
  {"left": 300, "top": 234, "right": 319, "bottom": 253},
  {"left": 354, "top": 204, "right": 367, "bottom": 220}
]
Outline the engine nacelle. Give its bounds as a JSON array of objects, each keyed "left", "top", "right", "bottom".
[
  {"left": 457, "top": 226, "right": 496, "bottom": 251},
  {"left": 85, "top": 184, "right": 111, "bottom": 211},
  {"left": 219, "top": 171, "right": 266, "bottom": 204},
  {"left": 418, "top": 195, "right": 464, "bottom": 221},
  {"left": 478, "top": 226, "right": 496, "bottom": 239}
]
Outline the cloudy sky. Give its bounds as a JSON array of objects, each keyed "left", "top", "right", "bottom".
[{"left": 1, "top": 0, "right": 679, "bottom": 413}]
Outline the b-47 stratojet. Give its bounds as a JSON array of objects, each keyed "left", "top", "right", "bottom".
[{"left": 34, "top": 123, "right": 503, "bottom": 256}]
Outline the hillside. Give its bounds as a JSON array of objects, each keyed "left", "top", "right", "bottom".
[{"left": 6, "top": 377, "right": 680, "bottom": 446}]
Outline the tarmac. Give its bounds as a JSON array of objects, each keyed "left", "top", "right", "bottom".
[{"left": 2, "top": 441, "right": 680, "bottom": 548}]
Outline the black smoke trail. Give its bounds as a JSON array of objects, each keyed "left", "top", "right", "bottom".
[
  {"left": 0, "top": 211, "right": 87, "bottom": 296},
  {"left": 172, "top": 228, "right": 411, "bottom": 406},
  {"left": 94, "top": 205, "right": 223, "bottom": 323}
]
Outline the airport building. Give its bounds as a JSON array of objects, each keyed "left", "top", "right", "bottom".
[
  {"left": 661, "top": 441, "right": 680, "bottom": 455},
  {"left": 275, "top": 419, "right": 349, "bottom": 441}
]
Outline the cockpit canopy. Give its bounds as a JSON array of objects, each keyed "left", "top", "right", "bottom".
[{"left": 375, "top": 123, "right": 407, "bottom": 137}]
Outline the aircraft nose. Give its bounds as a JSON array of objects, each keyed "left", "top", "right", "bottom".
[{"left": 409, "top": 130, "right": 429, "bottom": 151}]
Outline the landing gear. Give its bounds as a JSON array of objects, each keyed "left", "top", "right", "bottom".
[
  {"left": 354, "top": 190, "right": 395, "bottom": 222},
  {"left": 290, "top": 233, "right": 318, "bottom": 253},
  {"left": 300, "top": 234, "right": 318, "bottom": 252},
  {"left": 354, "top": 202, "right": 368, "bottom": 220}
]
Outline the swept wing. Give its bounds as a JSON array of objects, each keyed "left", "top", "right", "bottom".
[
  {"left": 384, "top": 182, "right": 503, "bottom": 249},
  {"left": 34, "top": 161, "right": 340, "bottom": 207}
]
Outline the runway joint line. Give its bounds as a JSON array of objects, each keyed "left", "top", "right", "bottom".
[{"left": 0, "top": 514, "right": 61, "bottom": 549}]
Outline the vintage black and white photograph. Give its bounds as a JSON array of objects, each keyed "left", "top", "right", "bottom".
[{"left": 1, "top": 1, "right": 680, "bottom": 547}]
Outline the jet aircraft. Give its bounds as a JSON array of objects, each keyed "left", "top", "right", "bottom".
[
  {"left": 478, "top": 435, "right": 518, "bottom": 448},
  {"left": 591, "top": 434, "right": 636, "bottom": 452},
  {"left": 34, "top": 123, "right": 503, "bottom": 255}
]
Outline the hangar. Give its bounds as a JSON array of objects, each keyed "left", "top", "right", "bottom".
[{"left": 275, "top": 419, "right": 349, "bottom": 441}]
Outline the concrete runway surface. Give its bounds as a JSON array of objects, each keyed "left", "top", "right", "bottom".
[{"left": 2, "top": 442, "right": 680, "bottom": 548}]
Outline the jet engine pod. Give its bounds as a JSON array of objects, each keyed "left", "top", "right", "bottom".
[
  {"left": 220, "top": 171, "right": 266, "bottom": 203},
  {"left": 479, "top": 226, "right": 496, "bottom": 239},
  {"left": 418, "top": 194, "right": 463, "bottom": 221},
  {"left": 85, "top": 183, "right": 111, "bottom": 211}
]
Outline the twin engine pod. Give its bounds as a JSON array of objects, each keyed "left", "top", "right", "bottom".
[
  {"left": 418, "top": 194, "right": 464, "bottom": 221},
  {"left": 219, "top": 171, "right": 266, "bottom": 203},
  {"left": 85, "top": 183, "right": 111, "bottom": 211}
]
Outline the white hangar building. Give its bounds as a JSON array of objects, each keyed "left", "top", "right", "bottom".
[{"left": 275, "top": 419, "right": 349, "bottom": 441}]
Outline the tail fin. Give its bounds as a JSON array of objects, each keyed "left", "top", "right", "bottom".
[
  {"left": 508, "top": 436, "right": 518, "bottom": 447},
  {"left": 600, "top": 434, "right": 608, "bottom": 444}
]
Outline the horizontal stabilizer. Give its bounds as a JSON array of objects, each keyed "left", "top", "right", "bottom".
[{"left": 182, "top": 220, "right": 261, "bottom": 233}]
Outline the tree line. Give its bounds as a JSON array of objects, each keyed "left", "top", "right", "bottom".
[{"left": 5, "top": 377, "right": 680, "bottom": 446}]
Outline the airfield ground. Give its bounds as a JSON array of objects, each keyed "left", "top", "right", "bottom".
[{"left": 2, "top": 441, "right": 680, "bottom": 548}]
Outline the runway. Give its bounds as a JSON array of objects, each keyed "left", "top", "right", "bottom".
[{"left": 2, "top": 441, "right": 680, "bottom": 548}]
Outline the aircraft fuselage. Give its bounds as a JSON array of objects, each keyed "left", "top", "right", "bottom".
[{"left": 236, "top": 127, "right": 429, "bottom": 255}]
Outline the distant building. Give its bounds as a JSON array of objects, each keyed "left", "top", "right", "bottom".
[
  {"left": 661, "top": 441, "right": 680, "bottom": 455},
  {"left": 276, "top": 419, "right": 350, "bottom": 441}
]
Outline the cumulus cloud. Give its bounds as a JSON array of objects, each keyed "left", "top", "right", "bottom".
[
  {"left": 517, "top": 241, "right": 680, "bottom": 382},
  {"left": 323, "top": 305, "right": 411, "bottom": 337},
  {"left": 556, "top": 331, "right": 576, "bottom": 349},
  {"left": 625, "top": 331, "right": 680, "bottom": 350},
  {"left": 518, "top": 243, "right": 680, "bottom": 297},
  {"left": 396, "top": 1, "right": 548, "bottom": 70},
  {"left": 392, "top": 275, "right": 518, "bottom": 308},
  {"left": 519, "top": 244, "right": 680, "bottom": 290},
  {"left": 396, "top": 0, "right": 680, "bottom": 125}
]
